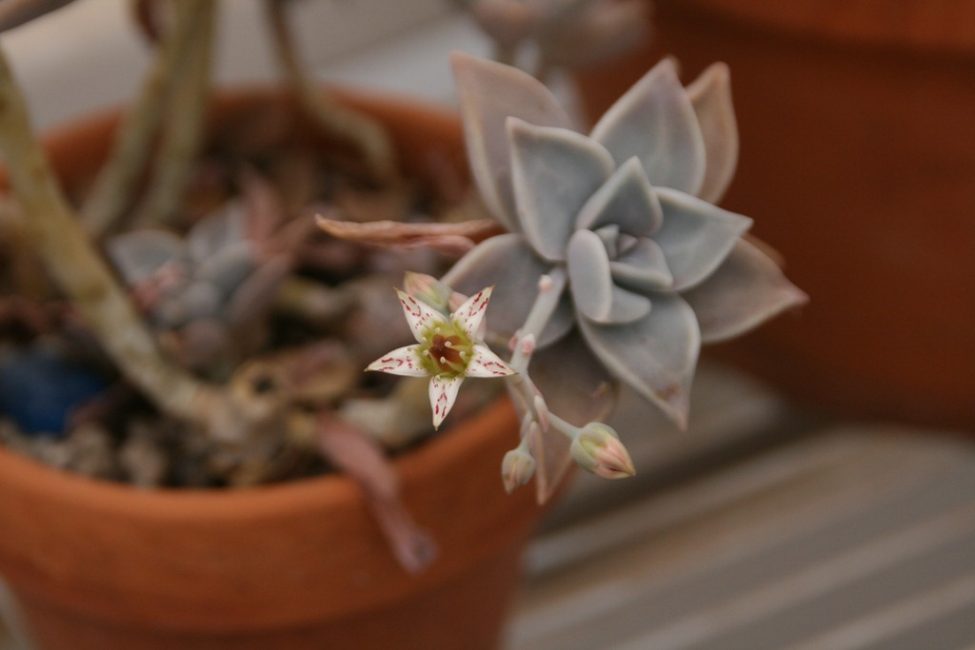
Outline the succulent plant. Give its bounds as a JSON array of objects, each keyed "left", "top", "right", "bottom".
[
  {"left": 440, "top": 53, "right": 806, "bottom": 495},
  {"left": 108, "top": 196, "right": 291, "bottom": 372},
  {"left": 456, "top": 0, "right": 648, "bottom": 72}
]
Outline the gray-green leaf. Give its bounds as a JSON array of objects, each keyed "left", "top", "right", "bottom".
[{"left": 590, "top": 58, "right": 706, "bottom": 195}]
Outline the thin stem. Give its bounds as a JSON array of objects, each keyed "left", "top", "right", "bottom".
[
  {"left": 132, "top": 0, "right": 216, "bottom": 228},
  {"left": 82, "top": 0, "right": 207, "bottom": 236},
  {"left": 266, "top": 0, "right": 396, "bottom": 182},
  {"left": 547, "top": 411, "right": 583, "bottom": 440},
  {"left": 509, "top": 268, "right": 566, "bottom": 373},
  {"left": 504, "top": 267, "right": 567, "bottom": 434},
  {"left": 0, "top": 45, "right": 220, "bottom": 426}
]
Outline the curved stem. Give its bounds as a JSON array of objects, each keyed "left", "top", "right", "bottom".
[
  {"left": 82, "top": 0, "right": 208, "bottom": 236},
  {"left": 509, "top": 268, "right": 566, "bottom": 372},
  {"left": 504, "top": 268, "right": 567, "bottom": 435},
  {"left": 132, "top": 0, "right": 216, "bottom": 229},
  {"left": 266, "top": 0, "right": 396, "bottom": 182}
]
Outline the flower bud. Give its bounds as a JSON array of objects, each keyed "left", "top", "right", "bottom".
[
  {"left": 403, "top": 272, "right": 453, "bottom": 313},
  {"left": 570, "top": 422, "right": 636, "bottom": 479},
  {"left": 501, "top": 447, "right": 536, "bottom": 494}
]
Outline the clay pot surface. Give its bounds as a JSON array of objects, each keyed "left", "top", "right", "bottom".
[
  {"left": 578, "top": 0, "right": 975, "bottom": 429},
  {"left": 0, "top": 89, "right": 540, "bottom": 649}
]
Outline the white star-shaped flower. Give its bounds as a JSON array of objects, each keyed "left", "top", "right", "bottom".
[{"left": 367, "top": 286, "right": 515, "bottom": 429}]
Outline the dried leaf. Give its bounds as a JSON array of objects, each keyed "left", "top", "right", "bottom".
[
  {"left": 316, "top": 413, "right": 437, "bottom": 573},
  {"left": 316, "top": 214, "right": 497, "bottom": 256}
]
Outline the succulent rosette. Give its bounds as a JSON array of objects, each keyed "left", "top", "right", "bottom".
[
  {"left": 460, "top": 0, "right": 648, "bottom": 70},
  {"left": 443, "top": 53, "right": 806, "bottom": 487},
  {"left": 108, "top": 199, "right": 290, "bottom": 370}
]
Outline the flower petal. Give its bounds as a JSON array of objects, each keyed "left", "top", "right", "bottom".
[
  {"left": 429, "top": 374, "right": 464, "bottom": 429},
  {"left": 682, "top": 239, "right": 808, "bottom": 343},
  {"left": 567, "top": 229, "right": 650, "bottom": 324},
  {"left": 610, "top": 237, "right": 673, "bottom": 291},
  {"left": 529, "top": 330, "right": 618, "bottom": 503},
  {"left": 452, "top": 286, "right": 494, "bottom": 339},
  {"left": 442, "top": 234, "right": 573, "bottom": 347},
  {"left": 452, "top": 52, "right": 573, "bottom": 232},
  {"left": 687, "top": 62, "right": 739, "bottom": 204},
  {"left": 654, "top": 187, "right": 751, "bottom": 291},
  {"left": 576, "top": 157, "right": 663, "bottom": 237},
  {"left": 395, "top": 289, "right": 448, "bottom": 342},
  {"left": 509, "top": 118, "right": 615, "bottom": 261},
  {"left": 590, "top": 58, "right": 706, "bottom": 195},
  {"left": 466, "top": 344, "right": 515, "bottom": 378},
  {"left": 579, "top": 294, "right": 700, "bottom": 429},
  {"left": 366, "top": 345, "right": 428, "bottom": 377}
]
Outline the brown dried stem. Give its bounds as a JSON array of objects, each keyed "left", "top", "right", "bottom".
[
  {"left": 0, "top": 46, "right": 221, "bottom": 428},
  {"left": 311, "top": 412, "right": 436, "bottom": 573},
  {"left": 133, "top": 0, "right": 216, "bottom": 229},
  {"left": 266, "top": 0, "right": 396, "bottom": 182},
  {"left": 82, "top": 0, "right": 209, "bottom": 236}
]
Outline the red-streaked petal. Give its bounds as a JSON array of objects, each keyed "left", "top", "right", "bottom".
[
  {"left": 396, "top": 289, "right": 447, "bottom": 342},
  {"left": 452, "top": 286, "right": 493, "bottom": 338},
  {"left": 466, "top": 344, "right": 515, "bottom": 378},
  {"left": 366, "top": 345, "right": 428, "bottom": 377},
  {"left": 429, "top": 375, "right": 464, "bottom": 430}
]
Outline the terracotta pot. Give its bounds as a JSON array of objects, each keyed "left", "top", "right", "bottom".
[
  {"left": 577, "top": 0, "right": 975, "bottom": 429},
  {"left": 0, "top": 89, "right": 540, "bottom": 649}
]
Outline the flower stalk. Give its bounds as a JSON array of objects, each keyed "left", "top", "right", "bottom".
[
  {"left": 82, "top": 0, "right": 211, "bottom": 236},
  {"left": 133, "top": 0, "right": 217, "bottom": 228}
]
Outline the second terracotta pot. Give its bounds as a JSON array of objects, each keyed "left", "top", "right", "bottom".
[{"left": 579, "top": 0, "right": 975, "bottom": 429}]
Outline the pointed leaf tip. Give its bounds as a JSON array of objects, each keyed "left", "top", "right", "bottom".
[
  {"left": 452, "top": 52, "right": 572, "bottom": 232},
  {"left": 687, "top": 62, "right": 739, "bottom": 204},
  {"left": 683, "top": 239, "right": 808, "bottom": 344},
  {"left": 579, "top": 294, "right": 700, "bottom": 429},
  {"left": 591, "top": 57, "right": 706, "bottom": 195}
]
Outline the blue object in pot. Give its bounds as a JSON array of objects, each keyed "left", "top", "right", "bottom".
[{"left": 0, "top": 346, "right": 109, "bottom": 437}]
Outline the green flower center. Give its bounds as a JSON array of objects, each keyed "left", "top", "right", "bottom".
[{"left": 417, "top": 320, "right": 475, "bottom": 377}]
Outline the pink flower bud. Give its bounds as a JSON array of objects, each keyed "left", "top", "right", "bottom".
[
  {"left": 570, "top": 422, "right": 635, "bottom": 479},
  {"left": 501, "top": 447, "right": 536, "bottom": 493}
]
